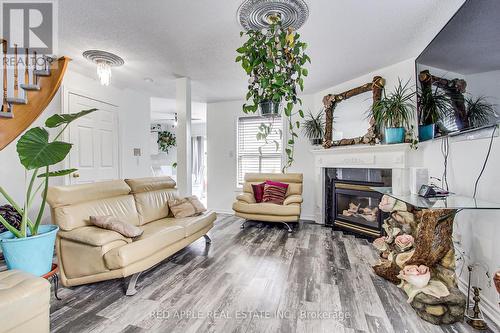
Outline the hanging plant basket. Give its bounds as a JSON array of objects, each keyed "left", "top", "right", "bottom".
[
  {"left": 260, "top": 100, "right": 281, "bottom": 117},
  {"left": 236, "top": 20, "right": 310, "bottom": 171}
]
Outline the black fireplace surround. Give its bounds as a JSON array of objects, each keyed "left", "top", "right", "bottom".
[{"left": 325, "top": 168, "right": 392, "bottom": 238}]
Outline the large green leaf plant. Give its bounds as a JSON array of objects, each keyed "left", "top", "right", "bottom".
[
  {"left": 236, "top": 20, "right": 310, "bottom": 171},
  {"left": 0, "top": 109, "right": 96, "bottom": 238}
]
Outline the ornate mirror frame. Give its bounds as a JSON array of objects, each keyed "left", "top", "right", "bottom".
[{"left": 322, "top": 76, "right": 385, "bottom": 148}]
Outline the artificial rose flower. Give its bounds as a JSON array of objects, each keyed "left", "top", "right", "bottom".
[
  {"left": 398, "top": 265, "right": 431, "bottom": 289},
  {"left": 395, "top": 234, "right": 414, "bottom": 251},
  {"left": 373, "top": 237, "right": 388, "bottom": 252},
  {"left": 379, "top": 195, "right": 396, "bottom": 212},
  {"left": 494, "top": 271, "right": 500, "bottom": 294}
]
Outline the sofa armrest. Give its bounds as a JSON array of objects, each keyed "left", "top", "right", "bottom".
[
  {"left": 284, "top": 194, "right": 303, "bottom": 206},
  {"left": 236, "top": 193, "right": 256, "bottom": 204},
  {"left": 58, "top": 226, "right": 132, "bottom": 247}
]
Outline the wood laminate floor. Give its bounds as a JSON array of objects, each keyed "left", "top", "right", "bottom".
[{"left": 50, "top": 214, "right": 499, "bottom": 333}]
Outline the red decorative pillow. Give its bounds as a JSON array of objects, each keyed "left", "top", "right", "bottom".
[
  {"left": 252, "top": 183, "right": 266, "bottom": 203},
  {"left": 265, "top": 180, "right": 289, "bottom": 190},
  {"left": 262, "top": 183, "right": 287, "bottom": 205}
]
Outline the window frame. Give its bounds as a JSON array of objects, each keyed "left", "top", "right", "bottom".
[{"left": 235, "top": 115, "right": 284, "bottom": 187}]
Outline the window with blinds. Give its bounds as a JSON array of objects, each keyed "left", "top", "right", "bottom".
[{"left": 237, "top": 116, "right": 282, "bottom": 185}]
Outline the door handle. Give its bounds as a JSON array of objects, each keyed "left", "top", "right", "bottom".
[{"left": 72, "top": 173, "right": 80, "bottom": 178}]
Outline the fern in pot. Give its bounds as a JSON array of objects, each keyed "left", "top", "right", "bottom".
[
  {"left": 302, "top": 110, "right": 325, "bottom": 145},
  {"left": 372, "top": 79, "right": 415, "bottom": 144},
  {"left": 0, "top": 109, "right": 95, "bottom": 276},
  {"left": 417, "top": 85, "right": 452, "bottom": 141}
]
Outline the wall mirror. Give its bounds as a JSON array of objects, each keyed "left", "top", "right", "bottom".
[{"left": 323, "top": 76, "right": 385, "bottom": 148}]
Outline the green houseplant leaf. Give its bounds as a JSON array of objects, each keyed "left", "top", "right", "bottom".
[
  {"left": 16, "top": 128, "right": 72, "bottom": 170},
  {"left": 45, "top": 108, "right": 97, "bottom": 128},
  {"left": 37, "top": 168, "right": 78, "bottom": 178}
]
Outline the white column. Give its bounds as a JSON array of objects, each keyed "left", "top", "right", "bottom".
[{"left": 176, "top": 77, "right": 192, "bottom": 196}]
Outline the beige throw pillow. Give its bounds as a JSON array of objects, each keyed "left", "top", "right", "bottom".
[
  {"left": 168, "top": 196, "right": 207, "bottom": 218},
  {"left": 90, "top": 216, "right": 143, "bottom": 238}
]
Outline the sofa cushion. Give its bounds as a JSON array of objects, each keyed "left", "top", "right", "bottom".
[
  {"left": 103, "top": 219, "right": 185, "bottom": 269},
  {"left": 262, "top": 184, "right": 287, "bottom": 205},
  {"left": 168, "top": 196, "right": 207, "bottom": 218},
  {"left": 232, "top": 201, "right": 300, "bottom": 216},
  {"left": 251, "top": 183, "right": 265, "bottom": 203},
  {"left": 58, "top": 226, "right": 132, "bottom": 246},
  {"left": 52, "top": 195, "right": 140, "bottom": 231},
  {"left": 168, "top": 211, "right": 217, "bottom": 237},
  {"left": 90, "top": 216, "right": 143, "bottom": 238},
  {"left": 125, "top": 177, "right": 176, "bottom": 194},
  {"left": 47, "top": 180, "right": 131, "bottom": 208},
  {"left": 133, "top": 188, "right": 178, "bottom": 225}
]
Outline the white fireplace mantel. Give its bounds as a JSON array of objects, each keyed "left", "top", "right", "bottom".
[{"left": 310, "top": 143, "right": 415, "bottom": 224}]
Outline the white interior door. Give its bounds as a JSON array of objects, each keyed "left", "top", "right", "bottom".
[{"left": 67, "top": 93, "right": 119, "bottom": 184}]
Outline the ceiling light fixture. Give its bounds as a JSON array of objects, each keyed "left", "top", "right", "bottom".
[
  {"left": 83, "top": 50, "right": 125, "bottom": 86},
  {"left": 237, "top": 0, "right": 309, "bottom": 31}
]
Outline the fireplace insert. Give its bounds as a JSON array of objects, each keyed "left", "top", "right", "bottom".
[{"left": 325, "top": 168, "right": 392, "bottom": 238}]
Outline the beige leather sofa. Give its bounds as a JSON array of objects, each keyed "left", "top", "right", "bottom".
[
  {"left": 46, "top": 177, "right": 216, "bottom": 295},
  {"left": 232, "top": 173, "right": 303, "bottom": 232},
  {"left": 0, "top": 270, "right": 50, "bottom": 333}
]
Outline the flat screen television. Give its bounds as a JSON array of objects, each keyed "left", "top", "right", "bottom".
[{"left": 416, "top": 0, "right": 500, "bottom": 140}]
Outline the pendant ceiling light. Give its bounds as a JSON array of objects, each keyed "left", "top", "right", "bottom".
[
  {"left": 237, "top": 0, "right": 309, "bottom": 31},
  {"left": 83, "top": 50, "right": 125, "bottom": 86}
]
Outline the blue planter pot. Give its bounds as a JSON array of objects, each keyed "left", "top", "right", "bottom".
[
  {"left": 419, "top": 124, "right": 435, "bottom": 142},
  {"left": 0, "top": 224, "right": 59, "bottom": 276},
  {"left": 385, "top": 127, "right": 406, "bottom": 144}
]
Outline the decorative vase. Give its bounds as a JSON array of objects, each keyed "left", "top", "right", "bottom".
[
  {"left": 0, "top": 224, "right": 59, "bottom": 276},
  {"left": 418, "top": 124, "right": 435, "bottom": 142},
  {"left": 385, "top": 127, "right": 405, "bottom": 144},
  {"left": 309, "top": 138, "right": 322, "bottom": 146},
  {"left": 259, "top": 100, "right": 280, "bottom": 117}
]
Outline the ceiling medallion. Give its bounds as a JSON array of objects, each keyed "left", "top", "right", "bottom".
[
  {"left": 237, "top": 0, "right": 309, "bottom": 31},
  {"left": 83, "top": 50, "right": 124, "bottom": 86}
]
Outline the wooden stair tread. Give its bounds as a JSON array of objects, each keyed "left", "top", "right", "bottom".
[
  {"left": 34, "top": 69, "right": 50, "bottom": 76},
  {"left": 5, "top": 97, "right": 27, "bottom": 104},
  {"left": 0, "top": 111, "right": 14, "bottom": 118},
  {"left": 20, "top": 83, "right": 41, "bottom": 91}
]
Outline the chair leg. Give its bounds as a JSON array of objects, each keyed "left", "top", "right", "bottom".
[
  {"left": 281, "top": 222, "right": 293, "bottom": 233},
  {"left": 203, "top": 234, "right": 212, "bottom": 244},
  {"left": 125, "top": 272, "right": 142, "bottom": 296}
]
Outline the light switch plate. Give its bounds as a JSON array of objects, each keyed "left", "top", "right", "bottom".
[{"left": 133, "top": 148, "right": 142, "bottom": 156}]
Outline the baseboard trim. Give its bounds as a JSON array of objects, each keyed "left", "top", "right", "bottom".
[
  {"left": 458, "top": 276, "right": 500, "bottom": 327},
  {"left": 213, "top": 209, "right": 233, "bottom": 215}
]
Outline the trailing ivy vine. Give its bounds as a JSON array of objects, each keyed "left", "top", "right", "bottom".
[{"left": 236, "top": 20, "right": 310, "bottom": 172}]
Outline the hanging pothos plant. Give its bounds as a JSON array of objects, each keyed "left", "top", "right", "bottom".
[
  {"left": 236, "top": 20, "right": 310, "bottom": 172},
  {"left": 157, "top": 130, "right": 176, "bottom": 154}
]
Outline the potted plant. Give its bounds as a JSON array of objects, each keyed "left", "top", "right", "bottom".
[
  {"left": 236, "top": 19, "right": 310, "bottom": 170},
  {"left": 466, "top": 95, "right": 496, "bottom": 129},
  {"left": 372, "top": 79, "right": 415, "bottom": 144},
  {"left": 417, "top": 85, "right": 452, "bottom": 141},
  {"left": 0, "top": 109, "right": 96, "bottom": 276},
  {"left": 157, "top": 130, "right": 176, "bottom": 153},
  {"left": 302, "top": 110, "right": 325, "bottom": 145}
]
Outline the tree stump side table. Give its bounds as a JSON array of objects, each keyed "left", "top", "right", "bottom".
[{"left": 370, "top": 187, "right": 500, "bottom": 325}]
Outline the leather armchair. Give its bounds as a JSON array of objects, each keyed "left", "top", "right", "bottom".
[
  {"left": 0, "top": 270, "right": 50, "bottom": 333},
  {"left": 232, "top": 173, "right": 303, "bottom": 232}
]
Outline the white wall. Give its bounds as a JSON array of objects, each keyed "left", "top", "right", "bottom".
[
  {"left": 0, "top": 66, "right": 152, "bottom": 225},
  {"left": 207, "top": 100, "right": 242, "bottom": 214}
]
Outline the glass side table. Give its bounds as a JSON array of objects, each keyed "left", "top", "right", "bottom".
[{"left": 369, "top": 187, "right": 500, "bottom": 325}]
